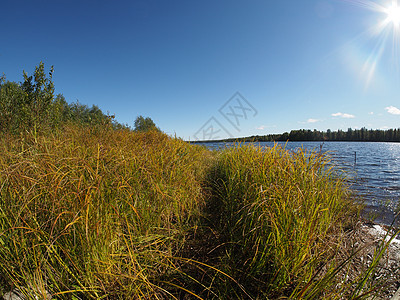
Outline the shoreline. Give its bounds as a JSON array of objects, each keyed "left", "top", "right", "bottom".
[
  {"left": 353, "top": 222, "right": 400, "bottom": 299},
  {"left": 361, "top": 204, "right": 400, "bottom": 228}
]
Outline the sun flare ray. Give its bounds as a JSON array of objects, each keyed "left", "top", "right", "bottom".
[{"left": 343, "top": 0, "right": 400, "bottom": 86}]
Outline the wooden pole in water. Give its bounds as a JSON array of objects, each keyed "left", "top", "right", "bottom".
[{"left": 354, "top": 151, "right": 357, "bottom": 165}]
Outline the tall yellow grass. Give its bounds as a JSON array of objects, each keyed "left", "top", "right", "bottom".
[
  {"left": 0, "top": 126, "right": 210, "bottom": 299},
  {"left": 204, "top": 144, "right": 362, "bottom": 298},
  {"left": 0, "top": 127, "right": 390, "bottom": 299}
]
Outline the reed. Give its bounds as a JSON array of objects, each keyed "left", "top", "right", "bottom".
[
  {"left": 0, "top": 125, "right": 211, "bottom": 298},
  {"left": 0, "top": 128, "right": 392, "bottom": 299},
  {"left": 203, "top": 143, "right": 363, "bottom": 298}
]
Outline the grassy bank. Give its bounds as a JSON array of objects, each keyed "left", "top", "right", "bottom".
[
  {"left": 0, "top": 126, "right": 211, "bottom": 299},
  {"left": 0, "top": 126, "right": 389, "bottom": 299},
  {"left": 203, "top": 145, "right": 360, "bottom": 298}
]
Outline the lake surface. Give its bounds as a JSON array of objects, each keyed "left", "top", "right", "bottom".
[{"left": 201, "top": 141, "right": 400, "bottom": 226}]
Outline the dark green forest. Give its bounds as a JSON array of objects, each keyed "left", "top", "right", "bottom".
[{"left": 207, "top": 127, "right": 400, "bottom": 143}]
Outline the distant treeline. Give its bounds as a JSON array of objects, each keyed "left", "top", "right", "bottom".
[
  {"left": 0, "top": 62, "right": 128, "bottom": 135},
  {"left": 211, "top": 128, "right": 400, "bottom": 143}
]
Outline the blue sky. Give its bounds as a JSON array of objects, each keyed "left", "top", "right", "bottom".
[{"left": 1, "top": 0, "right": 400, "bottom": 140}]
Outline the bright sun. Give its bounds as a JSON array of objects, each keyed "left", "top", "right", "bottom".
[
  {"left": 344, "top": 0, "right": 400, "bottom": 87},
  {"left": 385, "top": 2, "right": 400, "bottom": 26}
]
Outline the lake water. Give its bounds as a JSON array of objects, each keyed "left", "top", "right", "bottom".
[{"left": 201, "top": 141, "right": 400, "bottom": 226}]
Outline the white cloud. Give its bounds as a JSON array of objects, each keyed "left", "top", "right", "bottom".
[
  {"left": 385, "top": 106, "right": 400, "bottom": 115},
  {"left": 298, "top": 118, "right": 321, "bottom": 124},
  {"left": 368, "top": 112, "right": 374, "bottom": 115},
  {"left": 255, "top": 125, "right": 276, "bottom": 130},
  {"left": 331, "top": 112, "right": 355, "bottom": 118}
]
